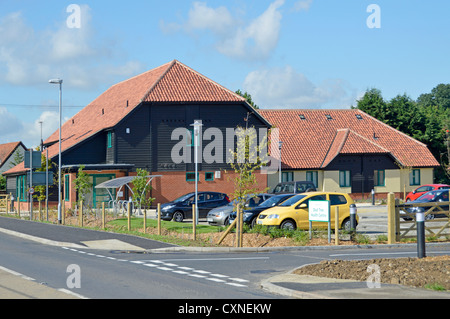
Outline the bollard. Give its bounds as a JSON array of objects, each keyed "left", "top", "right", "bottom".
[
  {"left": 371, "top": 189, "right": 375, "bottom": 205},
  {"left": 350, "top": 203, "right": 357, "bottom": 234},
  {"left": 416, "top": 211, "right": 426, "bottom": 258}
]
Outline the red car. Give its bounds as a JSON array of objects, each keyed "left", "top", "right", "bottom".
[{"left": 405, "top": 184, "right": 450, "bottom": 202}]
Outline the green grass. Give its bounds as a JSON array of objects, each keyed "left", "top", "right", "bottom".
[{"left": 108, "top": 218, "right": 221, "bottom": 234}]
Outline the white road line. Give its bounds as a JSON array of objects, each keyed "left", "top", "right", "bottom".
[
  {"left": 188, "top": 274, "right": 206, "bottom": 278},
  {"left": 226, "top": 282, "right": 248, "bottom": 287},
  {"left": 210, "top": 273, "right": 229, "bottom": 278},
  {"left": 206, "top": 277, "right": 226, "bottom": 283},
  {"left": 157, "top": 267, "right": 173, "bottom": 271},
  {"left": 172, "top": 270, "right": 189, "bottom": 275},
  {"left": 143, "top": 263, "right": 158, "bottom": 268},
  {"left": 192, "top": 270, "right": 211, "bottom": 274},
  {"left": 228, "top": 278, "right": 249, "bottom": 283}
]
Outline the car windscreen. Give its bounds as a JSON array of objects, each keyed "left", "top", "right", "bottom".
[
  {"left": 279, "top": 194, "right": 306, "bottom": 207},
  {"left": 416, "top": 191, "right": 445, "bottom": 202}
]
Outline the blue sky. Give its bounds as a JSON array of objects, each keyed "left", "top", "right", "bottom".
[{"left": 0, "top": 0, "right": 449, "bottom": 148}]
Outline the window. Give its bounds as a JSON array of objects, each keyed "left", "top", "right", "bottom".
[
  {"left": 186, "top": 172, "right": 198, "bottom": 182},
  {"left": 16, "top": 175, "right": 27, "bottom": 202},
  {"left": 107, "top": 131, "right": 112, "bottom": 148},
  {"left": 330, "top": 194, "right": 347, "bottom": 205},
  {"left": 410, "top": 169, "right": 420, "bottom": 186},
  {"left": 65, "top": 175, "right": 70, "bottom": 201},
  {"left": 306, "top": 171, "right": 318, "bottom": 188},
  {"left": 281, "top": 172, "right": 293, "bottom": 182},
  {"left": 374, "top": 170, "right": 385, "bottom": 187},
  {"left": 339, "top": 170, "right": 351, "bottom": 187},
  {"left": 205, "top": 172, "right": 214, "bottom": 181}
]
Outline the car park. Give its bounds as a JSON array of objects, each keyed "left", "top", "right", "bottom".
[
  {"left": 206, "top": 193, "right": 273, "bottom": 226},
  {"left": 229, "top": 193, "right": 295, "bottom": 228},
  {"left": 271, "top": 181, "right": 316, "bottom": 194},
  {"left": 257, "top": 192, "right": 358, "bottom": 231},
  {"left": 401, "top": 189, "right": 450, "bottom": 220},
  {"left": 160, "top": 192, "right": 230, "bottom": 222},
  {"left": 405, "top": 184, "right": 449, "bottom": 202}
]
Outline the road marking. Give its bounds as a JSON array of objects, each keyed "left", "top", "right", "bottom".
[
  {"left": 206, "top": 277, "right": 226, "bottom": 283},
  {"left": 143, "top": 263, "right": 158, "bottom": 268},
  {"left": 156, "top": 267, "right": 173, "bottom": 271}
]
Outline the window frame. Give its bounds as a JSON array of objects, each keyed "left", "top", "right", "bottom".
[{"left": 339, "top": 170, "right": 351, "bottom": 187}]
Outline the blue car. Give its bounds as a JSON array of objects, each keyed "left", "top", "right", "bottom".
[{"left": 160, "top": 192, "right": 230, "bottom": 222}]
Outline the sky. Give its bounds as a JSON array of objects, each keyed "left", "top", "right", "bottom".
[{"left": 0, "top": 0, "right": 449, "bottom": 148}]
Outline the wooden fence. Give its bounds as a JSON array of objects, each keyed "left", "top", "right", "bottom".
[
  {"left": 387, "top": 192, "right": 450, "bottom": 243},
  {"left": 0, "top": 194, "right": 11, "bottom": 213}
]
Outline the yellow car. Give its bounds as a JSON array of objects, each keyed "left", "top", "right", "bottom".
[{"left": 256, "top": 192, "right": 358, "bottom": 231}]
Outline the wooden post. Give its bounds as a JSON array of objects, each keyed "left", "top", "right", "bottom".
[
  {"left": 192, "top": 204, "right": 196, "bottom": 240},
  {"left": 157, "top": 203, "right": 161, "bottom": 235},
  {"left": 39, "top": 201, "right": 42, "bottom": 221},
  {"left": 236, "top": 205, "right": 242, "bottom": 248},
  {"left": 102, "top": 202, "right": 105, "bottom": 229},
  {"left": 143, "top": 207, "right": 147, "bottom": 234},
  {"left": 217, "top": 218, "right": 237, "bottom": 245},
  {"left": 387, "top": 193, "right": 395, "bottom": 244},
  {"left": 17, "top": 200, "right": 20, "bottom": 218},
  {"left": 6, "top": 195, "right": 9, "bottom": 215},
  {"left": 62, "top": 202, "right": 65, "bottom": 225},
  {"left": 335, "top": 206, "right": 339, "bottom": 246},
  {"left": 239, "top": 205, "right": 243, "bottom": 247},
  {"left": 127, "top": 202, "right": 131, "bottom": 231}
]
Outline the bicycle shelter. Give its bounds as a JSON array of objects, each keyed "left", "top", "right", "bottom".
[{"left": 95, "top": 175, "right": 161, "bottom": 214}]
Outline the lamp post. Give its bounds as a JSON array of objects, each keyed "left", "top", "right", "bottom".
[
  {"left": 190, "top": 120, "right": 203, "bottom": 225},
  {"left": 278, "top": 140, "right": 283, "bottom": 183},
  {"left": 49, "top": 78, "right": 63, "bottom": 224}
]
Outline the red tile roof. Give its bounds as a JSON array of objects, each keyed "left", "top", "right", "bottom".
[
  {"left": 258, "top": 109, "right": 439, "bottom": 169},
  {"left": 4, "top": 60, "right": 246, "bottom": 175},
  {"left": 0, "top": 142, "right": 24, "bottom": 165}
]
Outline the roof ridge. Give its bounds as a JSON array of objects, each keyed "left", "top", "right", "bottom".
[
  {"left": 320, "top": 129, "right": 350, "bottom": 168},
  {"left": 140, "top": 59, "right": 177, "bottom": 102},
  {"left": 357, "top": 110, "right": 429, "bottom": 148}
]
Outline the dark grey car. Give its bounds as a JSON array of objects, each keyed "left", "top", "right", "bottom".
[{"left": 206, "top": 193, "right": 274, "bottom": 226}]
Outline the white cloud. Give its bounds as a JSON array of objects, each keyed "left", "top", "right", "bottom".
[
  {"left": 0, "top": 7, "right": 143, "bottom": 89},
  {"left": 243, "top": 65, "right": 358, "bottom": 109},
  {"left": 162, "top": 0, "right": 286, "bottom": 60},
  {"left": 293, "top": 0, "right": 313, "bottom": 12}
]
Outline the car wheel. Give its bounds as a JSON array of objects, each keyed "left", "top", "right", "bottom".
[
  {"left": 280, "top": 219, "right": 296, "bottom": 230},
  {"left": 341, "top": 218, "right": 354, "bottom": 231},
  {"left": 250, "top": 217, "right": 257, "bottom": 228},
  {"left": 172, "top": 211, "right": 184, "bottom": 222},
  {"left": 425, "top": 213, "right": 435, "bottom": 220}
]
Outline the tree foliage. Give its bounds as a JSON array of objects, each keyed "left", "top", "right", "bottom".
[
  {"left": 131, "top": 168, "right": 155, "bottom": 210},
  {"left": 355, "top": 84, "right": 450, "bottom": 183}
]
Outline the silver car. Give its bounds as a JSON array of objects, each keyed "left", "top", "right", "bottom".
[{"left": 206, "top": 194, "right": 273, "bottom": 226}]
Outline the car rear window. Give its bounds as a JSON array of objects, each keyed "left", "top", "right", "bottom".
[{"left": 330, "top": 195, "right": 347, "bottom": 205}]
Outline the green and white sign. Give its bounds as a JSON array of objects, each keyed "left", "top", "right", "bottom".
[{"left": 309, "top": 200, "right": 330, "bottom": 222}]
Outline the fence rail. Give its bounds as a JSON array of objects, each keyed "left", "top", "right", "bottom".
[
  {"left": 0, "top": 194, "right": 11, "bottom": 213},
  {"left": 387, "top": 192, "right": 450, "bottom": 243}
]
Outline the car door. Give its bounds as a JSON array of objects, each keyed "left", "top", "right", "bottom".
[
  {"left": 295, "top": 194, "right": 327, "bottom": 229},
  {"left": 329, "top": 194, "right": 349, "bottom": 229}
]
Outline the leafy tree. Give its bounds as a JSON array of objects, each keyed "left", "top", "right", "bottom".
[
  {"left": 236, "top": 89, "right": 259, "bottom": 109},
  {"left": 74, "top": 165, "right": 92, "bottom": 205},
  {"left": 131, "top": 168, "right": 155, "bottom": 212}
]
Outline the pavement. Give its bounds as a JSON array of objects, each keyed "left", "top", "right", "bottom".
[{"left": 1, "top": 214, "right": 450, "bottom": 299}]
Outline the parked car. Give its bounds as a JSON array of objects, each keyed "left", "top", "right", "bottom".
[
  {"left": 229, "top": 193, "right": 296, "bottom": 228},
  {"left": 257, "top": 192, "right": 358, "bottom": 231},
  {"left": 271, "top": 181, "right": 316, "bottom": 195},
  {"left": 160, "top": 192, "right": 230, "bottom": 222},
  {"left": 405, "top": 184, "right": 449, "bottom": 202},
  {"left": 206, "top": 193, "right": 273, "bottom": 226},
  {"left": 401, "top": 189, "right": 450, "bottom": 221}
]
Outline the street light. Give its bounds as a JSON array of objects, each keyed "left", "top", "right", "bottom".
[
  {"left": 49, "top": 78, "right": 63, "bottom": 224},
  {"left": 190, "top": 120, "right": 203, "bottom": 225},
  {"left": 278, "top": 140, "right": 283, "bottom": 183}
]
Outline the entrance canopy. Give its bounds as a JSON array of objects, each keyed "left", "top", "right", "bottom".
[{"left": 95, "top": 175, "right": 161, "bottom": 203}]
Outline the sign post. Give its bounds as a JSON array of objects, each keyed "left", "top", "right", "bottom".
[{"left": 309, "top": 200, "right": 331, "bottom": 243}]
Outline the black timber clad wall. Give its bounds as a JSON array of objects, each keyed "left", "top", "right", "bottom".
[
  {"left": 116, "top": 106, "right": 151, "bottom": 170},
  {"left": 61, "top": 133, "right": 107, "bottom": 165},
  {"left": 110, "top": 102, "right": 268, "bottom": 172},
  {"left": 326, "top": 154, "right": 398, "bottom": 193}
]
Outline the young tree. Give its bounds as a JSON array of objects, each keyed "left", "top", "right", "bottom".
[
  {"left": 131, "top": 168, "right": 155, "bottom": 214},
  {"left": 74, "top": 165, "right": 92, "bottom": 207}
]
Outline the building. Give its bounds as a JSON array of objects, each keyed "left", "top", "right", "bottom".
[
  {"left": 0, "top": 142, "right": 27, "bottom": 174},
  {"left": 4, "top": 60, "right": 270, "bottom": 209},
  {"left": 258, "top": 109, "right": 440, "bottom": 199}
]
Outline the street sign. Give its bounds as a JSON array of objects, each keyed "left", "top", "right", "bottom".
[
  {"left": 309, "top": 200, "right": 331, "bottom": 243},
  {"left": 26, "top": 171, "right": 54, "bottom": 186},
  {"left": 24, "top": 151, "right": 42, "bottom": 169},
  {"left": 309, "top": 200, "right": 330, "bottom": 222}
]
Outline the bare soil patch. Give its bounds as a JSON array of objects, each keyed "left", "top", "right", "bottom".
[{"left": 294, "top": 255, "right": 450, "bottom": 291}]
